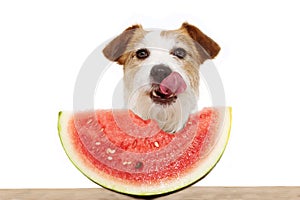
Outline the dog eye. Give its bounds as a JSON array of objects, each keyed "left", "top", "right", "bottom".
[
  {"left": 172, "top": 48, "right": 186, "bottom": 59},
  {"left": 136, "top": 48, "right": 150, "bottom": 59}
]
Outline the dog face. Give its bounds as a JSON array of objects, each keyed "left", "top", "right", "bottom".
[{"left": 103, "top": 23, "right": 220, "bottom": 132}]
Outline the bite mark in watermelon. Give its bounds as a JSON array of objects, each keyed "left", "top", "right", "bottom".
[{"left": 58, "top": 107, "right": 231, "bottom": 196}]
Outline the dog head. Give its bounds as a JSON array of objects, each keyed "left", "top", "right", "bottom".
[{"left": 103, "top": 23, "right": 220, "bottom": 132}]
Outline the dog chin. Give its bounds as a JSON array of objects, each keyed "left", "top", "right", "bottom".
[{"left": 126, "top": 87, "right": 197, "bottom": 133}]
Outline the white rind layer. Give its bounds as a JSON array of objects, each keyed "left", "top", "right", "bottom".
[{"left": 58, "top": 107, "right": 231, "bottom": 196}]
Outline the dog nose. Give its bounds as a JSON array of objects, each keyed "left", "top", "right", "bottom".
[{"left": 150, "top": 65, "right": 172, "bottom": 83}]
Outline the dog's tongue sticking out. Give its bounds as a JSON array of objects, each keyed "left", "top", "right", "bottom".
[{"left": 160, "top": 72, "right": 187, "bottom": 95}]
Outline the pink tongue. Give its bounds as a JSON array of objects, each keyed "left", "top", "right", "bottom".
[{"left": 159, "top": 72, "right": 187, "bottom": 95}]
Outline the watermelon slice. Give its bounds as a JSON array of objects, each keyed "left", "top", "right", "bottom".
[{"left": 58, "top": 107, "right": 231, "bottom": 196}]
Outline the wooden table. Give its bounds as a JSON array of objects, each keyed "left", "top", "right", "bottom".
[{"left": 1, "top": 187, "right": 300, "bottom": 200}]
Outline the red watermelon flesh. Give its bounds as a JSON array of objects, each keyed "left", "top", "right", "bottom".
[{"left": 58, "top": 107, "right": 231, "bottom": 196}]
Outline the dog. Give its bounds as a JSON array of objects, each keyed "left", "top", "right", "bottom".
[{"left": 103, "top": 22, "right": 220, "bottom": 133}]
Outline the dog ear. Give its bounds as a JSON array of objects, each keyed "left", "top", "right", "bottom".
[
  {"left": 181, "top": 22, "right": 220, "bottom": 60},
  {"left": 103, "top": 24, "right": 142, "bottom": 64}
]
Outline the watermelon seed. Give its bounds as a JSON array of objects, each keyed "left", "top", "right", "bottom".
[
  {"left": 107, "top": 156, "right": 113, "bottom": 161},
  {"left": 95, "top": 142, "right": 100, "bottom": 146},
  {"left": 154, "top": 141, "right": 159, "bottom": 147},
  {"left": 122, "top": 161, "right": 132, "bottom": 165},
  {"left": 188, "top": 121, "right": 192, "bottom": 125},
  {"left": 87, "top": 119, "right": 93, "bottom": 124},
  {"left": 106, "top": 148, "right": 116, "bottom": 154},
  {"left": 135, "top": 161, "right": 143, "bottom": 169}
]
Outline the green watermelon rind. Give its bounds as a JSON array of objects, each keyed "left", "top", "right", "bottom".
[
  {"left": 57, "top": 107, "right": 231, "bottom": 196},
  {"left": 57, "top": 111, "right": 109, "bottom": 191}
]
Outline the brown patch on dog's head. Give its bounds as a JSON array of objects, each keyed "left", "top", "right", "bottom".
[
  {"left": 180, "top": 22, "right": 220, "bottom": 62},
  {"left": 103, "top": 24, "right": 143, "bottom": 65}
]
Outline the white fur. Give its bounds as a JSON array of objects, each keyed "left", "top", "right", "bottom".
[{"left": 137, "top": 31, "right": 176, "bottom": 51}]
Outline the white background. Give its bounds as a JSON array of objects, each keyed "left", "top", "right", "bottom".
[{"left": 1, "top": 0, "right": 300, "bottom": 188}]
